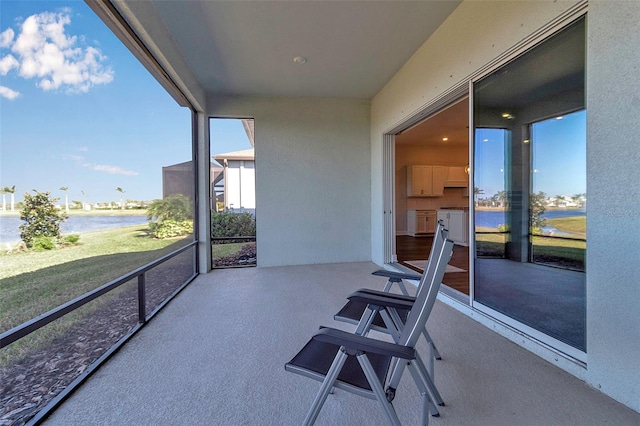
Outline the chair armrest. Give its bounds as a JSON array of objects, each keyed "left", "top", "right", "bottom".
[
  {"left": 353, "top": 288, "right": 416, "bottom": 303},
  {"left": 347, "top": 290, "right": 414, "bottom": 310},
  {"left": 372, "top": 269, "right": 422, "bottom": 282},
  {"left": 312, "top": 327, "right": 415, "bottom": 359}
]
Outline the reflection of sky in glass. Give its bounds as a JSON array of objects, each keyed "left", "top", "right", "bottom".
[
  {"left": 474, "top": 128, "right": 506, "bottom": 197},
  {"left": 532, "top": 110, "right": 586, "bottom": 196},
  {"left": 475, "top": 110, "right": 586, "bottom": 199}
]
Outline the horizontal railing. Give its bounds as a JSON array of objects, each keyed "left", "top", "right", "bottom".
[
  {"left": 211, "top": 236, "right": 256, "bottom": 242},
  {"left": 0, "top": 240, "right": 198, "bottom": 425}
]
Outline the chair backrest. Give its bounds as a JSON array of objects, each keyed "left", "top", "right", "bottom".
[
  {"left": 411, "top": 220, "right": 445, "bottom": 298},
  {"left": 399, "top": 225, "right": 454, "bottom": 348}
]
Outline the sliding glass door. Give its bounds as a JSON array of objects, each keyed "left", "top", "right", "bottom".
[{"left": 472, "top": 17, "right": 586, "bottom": 356}]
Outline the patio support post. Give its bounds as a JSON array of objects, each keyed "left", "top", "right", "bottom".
[
  {"left": 196, "top": 111, "right": 212, "bottom": 272},
  {"left": 137, "top": 274, "right": 146, "bottom": 324}
]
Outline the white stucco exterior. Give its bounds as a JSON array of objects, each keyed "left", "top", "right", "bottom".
[
  {"left": 208, "top": 96, "right": 371, "bottom": 267},
  {"left": 213, "top": 149, "right": 256, "bottom": 211}
]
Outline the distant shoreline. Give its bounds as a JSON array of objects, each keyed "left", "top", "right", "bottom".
[{"left": 0, "top": 209, "right": 148, "bottom": 217}]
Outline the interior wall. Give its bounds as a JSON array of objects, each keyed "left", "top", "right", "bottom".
[
  {"left": 208, "top": 96, "right": 371, "bottom": 267},
  {"left": 586, "top": 1, "right": 640, "bottom": 412},
  {"left": 395, "top": 145, "right": 468, "bottom": 233}
]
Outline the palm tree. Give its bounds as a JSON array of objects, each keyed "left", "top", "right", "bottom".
[
  {"left": 9, "top": 186, "right": 16, "bottom": 211},
  {"left": 496, "top": 190, "right": 507, "bottom": 208},
  {"left": 0, "top": 187, "right": 6, "bottom": 211},
  {"left": 60, "top": 186, "right": 70, "bottom": 212},
  {"left": 473, "top": 187, "right": 484, "bottom": 207},
  {"left": 116, "top": 187, "right": 125, "bottom": 210}
]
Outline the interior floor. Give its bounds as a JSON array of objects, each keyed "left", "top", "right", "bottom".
[{"left": 396, "top": 235, "right": 470, "bottom": 295}]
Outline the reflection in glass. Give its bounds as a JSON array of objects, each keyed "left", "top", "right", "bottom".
[
  {"left": 473, "top": 18, "right": 586, "bottom": 353},
  {"left": 530, "top": 111, "right": 586, "bottom": 271},
  {"left": 474, "top": 128, "right": 508, "bottom": 258}
]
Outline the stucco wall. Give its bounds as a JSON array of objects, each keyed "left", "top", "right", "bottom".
[
  {"left": 586, "top": 0, "right": 640, "bottom": 412},
  {"left": 209, "top": 96, "right": 371, "bottom": 267},
  {"left": 370, "top": 0, "right": 639, "bottom": 413}
]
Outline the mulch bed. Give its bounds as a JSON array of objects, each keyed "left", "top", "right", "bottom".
[
  {"left": 0, "top": 260, "right": 193, "bottom": 426},
  {"left": 212, "top": 243, "right": 256, "bottom": 268}
]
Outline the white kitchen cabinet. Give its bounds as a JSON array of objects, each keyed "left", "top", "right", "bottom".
[
  {"left": 407, "top": 210, "right": 437, "bottom": 236},
  {"left": 444, "top": 166, "right": 469, "bottom": 188},
  {"left": 407, "top": 165, "right": 447, "bottom": 197},
  {"left": 437, "top": 209, "right": 469, "bottom": 245}
]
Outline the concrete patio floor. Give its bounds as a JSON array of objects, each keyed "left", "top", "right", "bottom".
[{"left": 44, "top": 263, "right": 639, "bottom": 425}]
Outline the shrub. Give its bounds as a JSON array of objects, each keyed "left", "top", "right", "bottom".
[
  {"left": 211, "top": 211, "right": 256, "bottom": 241},
  {"left": 62, "top": 234, "right": 80, "bottom": 244},
  {"left": 497, "top": 224, "right": 510, "bottom": 233},
  {"left": 531, "top": 227, "right": 546, "bottom": 236},
  {"left": 31, "top": 236, "right": 56, "bottom": 251},
  {"left": 146, "top": 194, "right": 192, "bottom": 222},
  {"left": 149, "top": 219, "right": 193, "bottom": 239},
  {"left": 19, "top": 191, "right": 68, "bottom": 248}
]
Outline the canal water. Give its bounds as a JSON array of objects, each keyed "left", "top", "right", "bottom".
[
  {"left": 475, "top": 209, "right": 586, "bottom": 234},
  {"left": 0, "top": 216, "right": 148, "bottom": 244}
]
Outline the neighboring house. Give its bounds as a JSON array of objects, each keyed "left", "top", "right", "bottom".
[
  {"left": 213, "top": 148, "right": 255, "bottom": 212},
  {"left": 90, "top": 1, "right": 640, "bottom": 413},
  {"left": 162, "top": 161, "right": 223, "bottom": 209}
]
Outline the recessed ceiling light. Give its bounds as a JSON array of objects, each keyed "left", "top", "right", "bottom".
[
  {"left": 501, "top": 112, "right": 514, "bottom": 120},
  {"left": 483, "top": 138, "right": 489, "bottom": 142},
  {"left": 442, "top": 137, "right": 448, "bottom": 141},
  {"left": 556, "top": 116, "right": 563, "bottom": 120},
  {"left": 293, "top": 56, "right": 308, "bottom": 64}
]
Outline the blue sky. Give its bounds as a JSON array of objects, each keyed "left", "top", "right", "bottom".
[
  {"left": 475, "top": 110, "right": 586, "bottom": 199},
  {"left": 0, "top": 1, "right": 249, "bottom": 204}
]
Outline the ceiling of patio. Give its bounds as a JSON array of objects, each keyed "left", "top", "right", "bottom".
[{"left": 113, "top": 0, "right": 462, "bottom": 99}]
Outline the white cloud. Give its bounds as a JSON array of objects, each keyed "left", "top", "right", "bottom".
[
  {"left": 4, "top": 11, "right": 113, "bottom": 94},
  {"left": 0, "top": 28, "right": 14, "bottom": 48},
  {"left": 0, "top": 54, "right": 19, "bottom": 75},
  {"left": 0, "top": 85, "right": 21, "bottom": 100},
  {"left": 63, "top": 153, "right": 137, "bottom": 176},
  {"left": 84, "top": 163, "right": 139, "bottom": 176}
]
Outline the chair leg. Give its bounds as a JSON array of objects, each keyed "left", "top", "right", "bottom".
[
  {"left": 407, "top": 361, "right": 439, "bottom": 418},
  {"left": 422, "top": 329, "right": 442, "bottom": 360},
  {"left": 302, "top": 349, "right": 348, "bottom": 426},
  {"left": 421, "top": 393, "right": 431, "bottom": 426},
  {"left": 413, "top": 355, "right": 444, "bottom": 407},
  {"left": 358, "top": 354, "right": 402, "bottom": 426}
]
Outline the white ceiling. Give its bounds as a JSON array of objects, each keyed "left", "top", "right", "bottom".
[
  {"left": 112, "top": 0, "right": 462, "bottom": 100},
  {"left": 396, "top": 97, "right": 468, "bottom": 146}
]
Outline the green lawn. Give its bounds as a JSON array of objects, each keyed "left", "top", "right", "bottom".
[
  {"left": 546, "top": 216, "right": 586, "bottom": 237},
  {"left": 1, "top": 225, "right": 191, "bottom": 365},
  {"left": 475, "top": 218, "right": 586, "bottom": 270},
  {"left": 211, "top": 242, "right": 247, "bottom": 259},
  {"left": 1, "top": 225, "right": 190, "bottom": 333}
]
